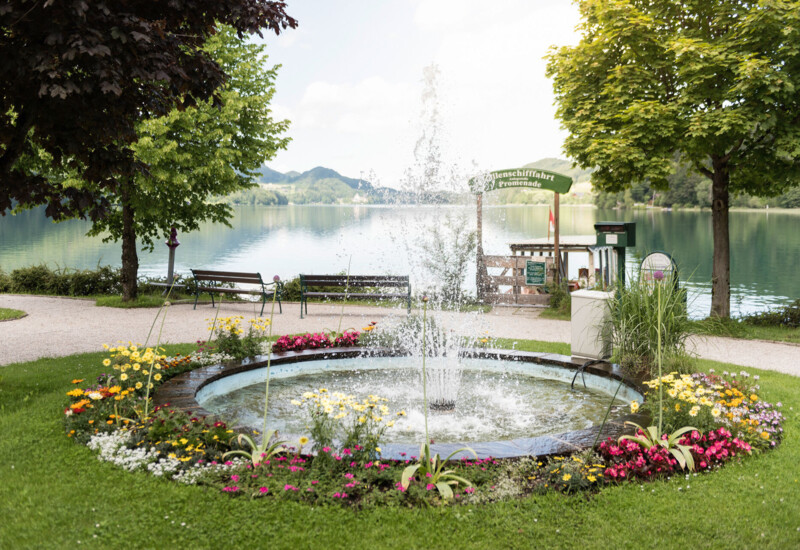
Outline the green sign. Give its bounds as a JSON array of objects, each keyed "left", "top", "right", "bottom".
[
  {"left": 525, "top": 260, "right": 547, "bottom": 286},
  {"left": 470, "top": 168, "right": 573, "bottom": 194}
]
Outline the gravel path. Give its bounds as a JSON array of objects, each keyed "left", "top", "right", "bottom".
[{"left": 1, "top": 294, "right": 797, "bottom": 376}]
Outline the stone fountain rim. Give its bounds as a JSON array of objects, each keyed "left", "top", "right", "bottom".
[{"left": 154, "top": 347, "right": 650, "bottom": 459}]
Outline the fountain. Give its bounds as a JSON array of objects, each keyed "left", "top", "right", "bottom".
[{"left": 153, "top": 66, "right": 645, "bottom": 459}]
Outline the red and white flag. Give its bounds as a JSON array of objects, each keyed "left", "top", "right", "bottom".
[{"left": 548, "top": 208, "right": 555, "bottom": 240}]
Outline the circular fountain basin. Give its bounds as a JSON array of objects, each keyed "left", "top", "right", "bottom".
[{"left": 156, "top": 349, "right": 646, "bottom": 459}]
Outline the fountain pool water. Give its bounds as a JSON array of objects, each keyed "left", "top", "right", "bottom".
[{"left": 195, "top": 354, "right": 641, "bottom": 448}]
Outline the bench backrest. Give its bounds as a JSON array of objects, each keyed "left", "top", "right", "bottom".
[
  {"left": 300, "top": 274, "right": 409, "bottom": 288},
  {"left": 192, "top": 269, "right": 264, "bottom": 286}
]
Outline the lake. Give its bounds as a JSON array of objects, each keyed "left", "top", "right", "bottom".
[{"left": 1, "top": 204, "right": 798, "bottom": 318}]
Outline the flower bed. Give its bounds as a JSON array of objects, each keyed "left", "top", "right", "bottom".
[
  {"left": 63, "top": 339, "right": 785, "bottom": 507},
  {"left": 272, "top": 330, "right": 360, "bottom": 353}
]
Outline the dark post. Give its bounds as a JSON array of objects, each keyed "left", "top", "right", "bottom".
[{"left": 166, "top": 227, "right": 180, "bottom": 287}]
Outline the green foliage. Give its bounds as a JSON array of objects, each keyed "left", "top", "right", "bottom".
[
  {"left": 223, "top": 431, "right": 286, "bottom": 466},
  {"left": 218, "top": 186, "right": 289, "bottom": 206},
  {"left": 619, "top": 423, "right": 697, "bottom": 471},
  {"left": 548, "top": 0, "right": 800, "bottom": 316},
  {"left": 743, "top": 299, "right": 800, "bottom": 329},
  {"left": 207, "top": 316, "right": 269, "bottom": 361},
  {"left": 401, "top": 442, "right": 476, "bottom": 500},
  {"left": 87, "top": 27, "right": 291, "bottom": 252},
  {"left": 608, "top": 275, "right": 694, "bottom": 377},
  {"left": 0, "top": 269, "right": 11, "bottom": 292},
  {"left": 545, "top": 282, "right": 571, "bottom": 317},
  {"left": 6, "top": 264, "right": 122, "bottom": 296}
]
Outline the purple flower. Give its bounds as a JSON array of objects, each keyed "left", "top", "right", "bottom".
[
  {"left": 653, "top": 270, "right": 665, "bottom": 281},
  {"left": 273, "top": 275, "right": 281, "bottom": 282}
]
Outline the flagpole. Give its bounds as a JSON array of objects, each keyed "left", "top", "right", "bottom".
[{"left": 554, "top": 193, "right": 561, "bottom": 284}]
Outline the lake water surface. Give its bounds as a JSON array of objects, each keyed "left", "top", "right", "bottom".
[{"left": 1, "top": 204, "right": 798, "bottom": 318}]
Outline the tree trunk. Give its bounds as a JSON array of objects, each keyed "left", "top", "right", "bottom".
[
  {"left": 120, "top": 181, "right": 139, "bottom": 302},
  {"left": 710, "top": 158, "right": 731, "bottom": 318}
]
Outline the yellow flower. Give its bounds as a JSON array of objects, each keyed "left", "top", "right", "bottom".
[
  {"left": 750, "top": 394, "right": 758, "bottom": 402},
  {"left": 67, "top": 389, "right": 84, "bottom": 397},
  {"left": 71, "top": 379, "right": 84, "bottom": 384},
  {"left": 120, "top": 373, "right": 129, "bottom": 381},
  {"left": 299, "top": 436, "right": 310, "bottom": 446},
  {"left": 135, "top": 382, "right": 143, "bottom": 390},
  {"left": 587, "top": 475, "right": 597, "bottom": 483},
  {"left": 711, "top": 408, "right": 721, "bottom": 417},
  {"left": 102, "top": 358, "right": 111, "bottom": 366},
  {"left": 630, "top": 401, "right": 639, "bottom": 413},
  {"left": 375, "top": 447, "right": 382, "bottom": 454},
  {"left": 358, "top": 416, "right": 366, "bottom": 424},
  {"left": 689, "top": 406, "right": 700, "bottom": 417},
  {"left": 562, "top": 474, "right": 572, "bottom": 481},
  {"left": 760, "top": 432, "right": 770, "bottom": 440},
  {"left": 154, "top": 373, "right": 162, "bottom": 381},
  {"left": 675, "top": 403, "right": 681, "bottom": 412}
]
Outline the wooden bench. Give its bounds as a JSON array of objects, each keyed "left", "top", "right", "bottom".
[
  {"left": 299, "top": 274, "right": 410, "bottom": 318},
  {"left": 191, "top": 270, "right": 283, "bottom": 316}
]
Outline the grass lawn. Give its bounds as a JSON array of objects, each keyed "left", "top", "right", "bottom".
[
  {"left": 690, "top": 318, "right": 800, "bottom": 345},
  {"left": 0, "top": 307, "right": 25, "bottom": 321},
  {"left": 1, "top": 341, "right": 799, "bottom": 549}
]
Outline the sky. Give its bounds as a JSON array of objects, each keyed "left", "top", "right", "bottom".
[{"left": 255, "top": 0, "right": 582, "bottom": 188}]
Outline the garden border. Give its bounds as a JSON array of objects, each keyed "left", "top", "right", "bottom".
[{"left": 155, "top": 348, "right": 649, "bottom": 459}]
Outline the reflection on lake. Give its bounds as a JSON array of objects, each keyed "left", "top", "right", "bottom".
[{"left": 1, "top": 204, "right": 798, "bottom": 318}]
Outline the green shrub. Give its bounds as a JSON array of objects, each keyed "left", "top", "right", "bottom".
[
  {"left": 10, "top": 265, "right": 55, "bottom": 294},
  {"left": 546, "top": 282, "right": 571, "bottom": 315},
  {"left": 743, "top": 299, "right": 800, "bottom": 328},
  {"left": 0, "top": 269, "right": 12, "bottom": 292},
  {"left": 607, "top": 275, "right": 694, "bottom": 377},
  {"left": 6, "top": 264, "right": 122, "bottom": 296}
]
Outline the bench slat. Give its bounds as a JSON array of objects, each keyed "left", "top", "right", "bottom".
[
  {"left": 194, "top": 276, "right": 265, "bottom": 285},
  {"left": 203, "top": 287, "right": 265, "bottom": 295},
  {"left": 304, "top": 292, "right": 408, "bottom": 299},
  {"left": 301, "top": 275, "right": 407, "bottom": 282},
  {"left": 192, "top": 270, "right": 262, "bottom": 279}
]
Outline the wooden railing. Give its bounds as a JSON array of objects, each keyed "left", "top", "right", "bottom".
[{"left": 479, "top": 255, "right": 555, "bottom": 306}]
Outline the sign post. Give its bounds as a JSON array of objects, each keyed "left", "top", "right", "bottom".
[{"left": 470, "top": 168, "right": 573, "bottom": 295}]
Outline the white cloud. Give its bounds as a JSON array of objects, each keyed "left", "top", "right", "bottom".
[
  {"left": 265, "top": 1, "right": 583, "bottom": 185},
  {"left": 295, "top": 77, "right": 415, "bottom": 133}
]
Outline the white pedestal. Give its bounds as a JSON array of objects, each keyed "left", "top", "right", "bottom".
[{"left": 571, "top": 289, "right": 614, "bottom": 360}]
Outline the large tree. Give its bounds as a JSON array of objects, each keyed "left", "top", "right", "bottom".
[
  {"left": 547, "top": 0, "right": 800, "bottom": 317},
  {"left": 86, "top": 27, "right": 291, "bottom": 300},
  {"left": 0, "top": 0, "right": 295, "bottom": 221}
]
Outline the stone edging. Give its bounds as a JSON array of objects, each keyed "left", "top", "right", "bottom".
[{"left": 155, "top": 347, "right": 649, "bottom": 459}]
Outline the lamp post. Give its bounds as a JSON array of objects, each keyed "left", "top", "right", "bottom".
[{"left": 166, "top": 227, "right": 180, "bottom": 288}]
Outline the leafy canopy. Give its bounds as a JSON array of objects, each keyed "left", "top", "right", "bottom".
[
  {"left": 546, "top": 0, "right": 800, "bottom": 195},
  {"left": 0, "top": 0, "right": 296, "bottom": 220},
  {"left": 86, "top": 27, "right": 291, "bottom": 250}
]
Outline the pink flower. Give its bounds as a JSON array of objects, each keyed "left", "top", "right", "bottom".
[
  {"left": 426, "top": 484, "right": 435, "bottom": 491},
  {"left": 259, "top": 487, "right": 269, "bottom": 494},
  {"left": 230, "top": 474, "right": 239, "bottom": 482},
  {"left": 284, "top": 484, "right": 298, "bottom": 491},
  {"left": 222, "top": 486, "right": 239, "bottom": 493}
]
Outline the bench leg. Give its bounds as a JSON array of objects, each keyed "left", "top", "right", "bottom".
[
  {"left": 260, "top": 295, "right": 266, "bottom": 317},
  {"left": 193, "top": 291, "right": 199, "bottom": 310},
  {"left": 278, "top": 296, "right": 282, "bottom": 314},
  {"left": 210, "top": 292, "right": 215, "bottom": 309},
  {"left": 300, "top": 296, "right": 304, "bottom": 319}
]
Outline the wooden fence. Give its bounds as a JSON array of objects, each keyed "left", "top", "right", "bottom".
[{"left": 479, "top": 255, "right": 555, "bottom": 306}]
